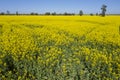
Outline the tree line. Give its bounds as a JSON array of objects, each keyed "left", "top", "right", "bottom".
[{"left": 0, "top": 4, "right": 107, "bottom": 17}]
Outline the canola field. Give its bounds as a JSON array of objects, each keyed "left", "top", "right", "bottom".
[{"left": 0, "top": 16, "right": 120, "bottom": 80}]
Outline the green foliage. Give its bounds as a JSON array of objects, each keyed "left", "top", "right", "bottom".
[
  {"left": 101, "top": 4, "right": 107, "bottom": 17},
  {"left": 45, "top": 12, "right": 51, "bottom": 15},
  {"left": 79, "top": 10, "right": 83, "bottom": 16}
]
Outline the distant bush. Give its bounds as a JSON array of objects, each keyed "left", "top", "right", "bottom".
[
  {"left": 45, "top": 12, "right": 51, "bottom": 15},
  {"left": 90, "top": 13, "right": 94, "bottom": 16}
]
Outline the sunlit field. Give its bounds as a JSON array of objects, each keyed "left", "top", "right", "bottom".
[{"left": 0, "top": 16, "right": 120, "bottom": 79}]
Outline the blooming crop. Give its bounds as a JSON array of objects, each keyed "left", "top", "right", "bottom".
[{"left": 0, "top": 16, "right": 120, "bottom": 80}]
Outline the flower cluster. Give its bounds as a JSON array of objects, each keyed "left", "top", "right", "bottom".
[{"left": 0, "top": 16, "right": 120, "bottom": 79}]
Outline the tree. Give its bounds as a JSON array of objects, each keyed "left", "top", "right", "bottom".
[
  {"left": 0, "top": 12, "right": 5, "bottom": 15},
  {"left": 30, "top": 12, "right": 38, "bottom": 15},
  {"left": 64, "top": 12, "right": 68, "bottom": 15},
  {"left": 51, "top": 12, "right": 56, "bottom": 15},
  {"left": 96, "top": 13, "right": 98, "bottom": 16},
  {"left": 90, "top": 13, "right": 94, "bottom": 16},
  {"left": 16, "top": 11, "right": 18, "bottom": 15},
  {"left": 6, "top": 10, "right": 10, "bottom": 15},
  {"left": 79, "top": 10, "right": 83, "bottom": 16},
  {"left": 34, "top": 13, "right": 38, "bottom": 15},
  {"left": 30, "top": 12, "right": 34, "bottom": 15},
  {"left": 45, "top": 12, "right": 50, "bottom": 15},
  {"left": 101, "top": 4, "right": 107, "bottom": 17}
]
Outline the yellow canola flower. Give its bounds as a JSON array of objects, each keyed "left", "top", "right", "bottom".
[{"left": 0, "top": 16, "right": 120, "bottom": 80}]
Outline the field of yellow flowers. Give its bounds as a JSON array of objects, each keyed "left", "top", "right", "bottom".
[{"left": 0, "top": 16, "right": 120, "bottom": 80}]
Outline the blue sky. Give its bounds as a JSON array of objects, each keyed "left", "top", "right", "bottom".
[{"left": 0, "top": 0, "right": 120, "bottom": 14}]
